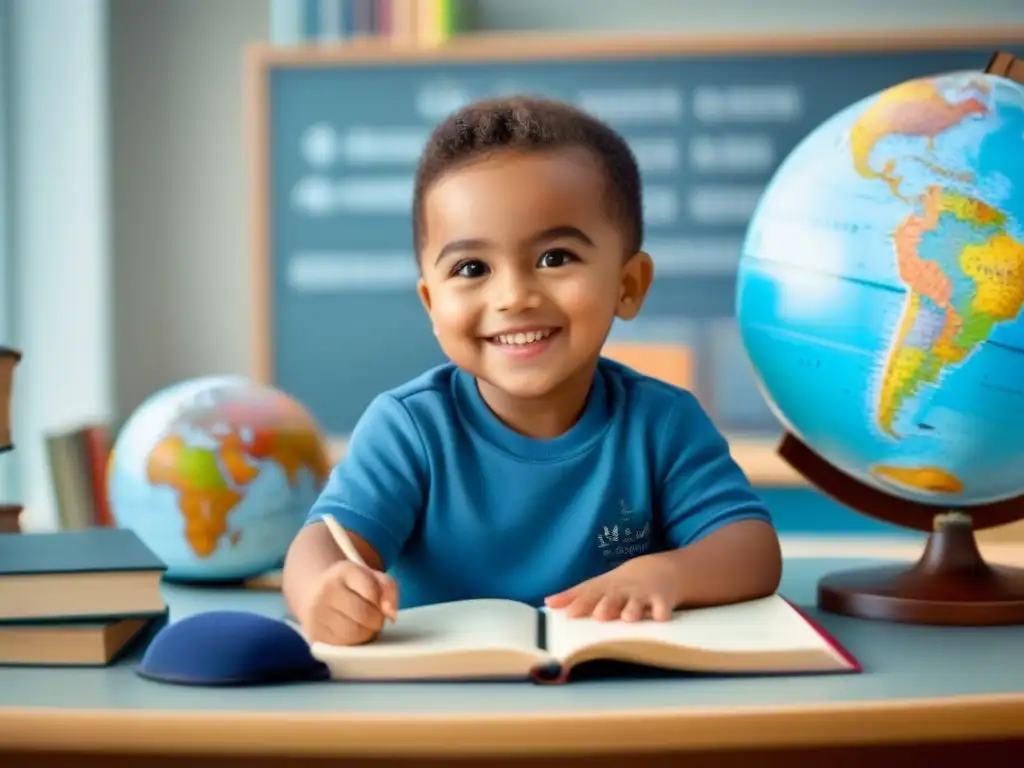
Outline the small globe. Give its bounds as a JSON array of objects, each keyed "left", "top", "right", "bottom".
[
  {"left": 736, "top": 70, "right": 1024, "bottom": 513},
  {"left": 107, "top": 376, "right": 332, "bottom": 581}
]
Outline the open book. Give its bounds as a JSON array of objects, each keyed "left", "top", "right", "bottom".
[{"left": 306, "top": 595, "right": 860, "bottom": 683}]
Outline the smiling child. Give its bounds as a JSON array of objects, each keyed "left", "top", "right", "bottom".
[{"left": 282, "top": 96, "right": 782, "bottom": 646}]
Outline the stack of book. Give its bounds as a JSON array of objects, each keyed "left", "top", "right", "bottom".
[{"left": 0, "top": 527, "right": 168, "bottom": 666}]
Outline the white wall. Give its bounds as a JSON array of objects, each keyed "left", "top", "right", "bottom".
[
  {"left": 0, "top": 2, "right": 12, "bottom": 505},
  {"left": 110, "top": 0, "right": 269, "bottom": 426},
  {"left": 6, "top": 0, "right": 112, "bottom": 531}
]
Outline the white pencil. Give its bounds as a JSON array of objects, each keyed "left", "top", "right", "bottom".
[{"left": 322, "top": 513, "right": 367, "bottom": 567}]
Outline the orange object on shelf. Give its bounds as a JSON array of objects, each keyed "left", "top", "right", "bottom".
[{"left": 602, "top": 342, "right": 693, "bottom": 390}]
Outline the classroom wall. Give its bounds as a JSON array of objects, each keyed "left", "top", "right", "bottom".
[
  {"left": 6, "top": 0, "right": 1023, "bottom": 530},
  {"left": 114, "top": 0, "right": 1024, "bottom": 424}
]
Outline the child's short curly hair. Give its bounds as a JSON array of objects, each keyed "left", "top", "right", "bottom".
[{"left": 412, "top": 95, "right": 643, "bottom": 259}]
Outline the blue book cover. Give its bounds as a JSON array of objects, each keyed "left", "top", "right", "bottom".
[{"left": 0, "top": 528, "right": 166, "bottom": 576}]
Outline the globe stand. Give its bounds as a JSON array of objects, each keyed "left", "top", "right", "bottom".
[{"left": 779, "top": 432, "right": 1024, "bottom": 625}]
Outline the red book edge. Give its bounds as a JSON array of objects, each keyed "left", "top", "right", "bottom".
[
  {"left": 83, "top": 425, "right": 113, "bottom": 527},
  {"left": 781, "top": 596, "right": 863, "bottom": 673}
]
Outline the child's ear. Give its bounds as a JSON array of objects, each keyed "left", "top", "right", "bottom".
[
  {"left": 417, "top": 277, "right": 433, "bottom": 315},
  {"left": 616, "top": 251, "right": 654, "bottom": 320},
  {"left": 417, "top": 278, "right": 441, "bottom": 337}
]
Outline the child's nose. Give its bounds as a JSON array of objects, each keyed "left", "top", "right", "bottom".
[{"left": 492, "top": 270, "right": 542, "bottom": 313}]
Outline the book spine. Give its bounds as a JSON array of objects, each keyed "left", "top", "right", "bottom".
[
  {"left": 83, "top": 425, "right": 112, "bottom": 526},
  {"left": 529, "top": 663, "right": 569, "bottom": 685},
  {"left": 376, "top": 0, "right": 391, "bottom": 36},
  {"left": 528, "top": 609, "right": 569, "bottom": 683}
]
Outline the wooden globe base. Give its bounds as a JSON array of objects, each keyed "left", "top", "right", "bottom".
[
  {"left": 818, "top": 513, "right": 1024, "bottom": 625},
  {"left": 778, "top": 431, "right": 1024, "bottom": 626}
]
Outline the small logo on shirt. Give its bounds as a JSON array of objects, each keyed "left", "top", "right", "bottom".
[{"left": 597, "top": 499, "right": 651, "bottom": 564}]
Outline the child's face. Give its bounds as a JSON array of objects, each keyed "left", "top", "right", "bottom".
[{"left": 416, "top": 147, "right": 652, "bottom": 401}]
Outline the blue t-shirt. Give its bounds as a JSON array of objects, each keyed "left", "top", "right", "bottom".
[{"left": 305, "top": 358, "right": 772, "bottom": 609}]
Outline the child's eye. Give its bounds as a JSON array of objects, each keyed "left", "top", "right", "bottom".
[
  {"left": 537, "top": 249, "right": 577, "bottom": 268},
  {"left": 452, "top": 259, "right": 488, "bottom": 278}
]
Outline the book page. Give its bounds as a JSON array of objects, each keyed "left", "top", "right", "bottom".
[
  {"left": 545, "top": 595, "right": 830, "bottom": 661},
  {"left": 309, "top": 598, "right": 548, "bottom": 679}
]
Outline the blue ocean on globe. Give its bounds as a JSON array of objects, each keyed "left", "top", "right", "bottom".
[
  {"left": 736, "top": 70, "right": 1024, "bottom": 508},
  {"left": 107, "top": 376, "right": 331, "bottom": 581}
]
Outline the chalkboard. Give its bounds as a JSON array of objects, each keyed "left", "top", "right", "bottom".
[{"left": 247, "top": 30, "right": 1024, "bottom": 438}]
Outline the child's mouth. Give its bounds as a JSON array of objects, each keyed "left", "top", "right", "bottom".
[{"left": 486, "top": 328, "right": 561, "bottom": 359}]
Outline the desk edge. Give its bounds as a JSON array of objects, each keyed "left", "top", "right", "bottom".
[{"left": 2, "top": 692, "right": 1023, "bottom": 756}]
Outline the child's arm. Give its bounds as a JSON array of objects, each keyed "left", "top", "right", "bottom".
[
  {"left": 545, "top": 519, "right": 781, "bottom": 621},
  {"left": 645, "top": 517, "right": 781, "bottom": 607},
  {"left": 649, "top": 391, "right": 782, "bottom": 606},
  {"left": 281, "top": 393, "right": 427, "bottom": 627},
  {"left": 546, "top": 392, "right": 781, "bottom": 620}
]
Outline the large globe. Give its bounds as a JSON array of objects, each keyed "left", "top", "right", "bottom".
[
  {"left": 737, "top": 70, "right": 1024, "bottom": 510},
  {"left": 107, "top": 376, "right": 332, "bottom": 581}
]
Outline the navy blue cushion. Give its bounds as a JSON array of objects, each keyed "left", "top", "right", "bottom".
[{"left": 136, "top": 610, "right": 329, "bottom": 686}]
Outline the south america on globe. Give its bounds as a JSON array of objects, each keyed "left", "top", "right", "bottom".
[
  {"left": 108, "top": 377, "right": 332, "bottom": 581},
  {"left": 736, "top": 69, "right": 1024, "bottom": 510}
]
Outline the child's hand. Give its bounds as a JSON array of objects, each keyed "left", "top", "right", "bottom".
[
  {"left": 301, "top": 559, "right": 399, "bottom": 646},
  {"left": 544, "top": 555, "right": 680, "bottom": 622}
]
